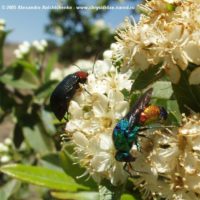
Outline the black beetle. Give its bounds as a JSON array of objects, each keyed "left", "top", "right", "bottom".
[{"left": 50, "top": 71, "right": 88, "bottom": 121}]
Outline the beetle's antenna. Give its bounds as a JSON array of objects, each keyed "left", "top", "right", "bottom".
[
  {"left": 92, "top": 52, "right": 102, "bottom": 74},
  {"left": 73, "top": 64, "right": 82, "bottom": 71}
]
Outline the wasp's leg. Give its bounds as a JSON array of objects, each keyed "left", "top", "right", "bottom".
[
  {"left": 137, "top": 133, "right": 153, "bottom": 144},
  {"left": 123, "top": 162, "right": 133, "bottom": 177},
  {"left": 123, "top": 162, "right": 148, "bottom": 177},
  {"left": 135, "top": 138, "right": 141, "bottom": 152}
]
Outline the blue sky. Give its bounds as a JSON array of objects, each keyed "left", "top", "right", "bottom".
[{"left": 0, "top": 0, "right": 141, "bottom": 43}]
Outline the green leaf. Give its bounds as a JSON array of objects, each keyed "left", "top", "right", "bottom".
[
  {"left": 39, "top": 109, "right": 56, "bottom": 136},
  {"left": 0, "top": 67, "right": 39, "bottom": 89},
  {"left": 44, "top": 54, "right": 58, "bottom": 82},
  {"left": 131, "top": 63, "right": 164, "bottom": 91},
  {"left": 23, "top": 125, "right": 55, "bottom": 154},
  {"left": 152, "top": 81, "right": 173, "bottom": 99},
  {"left": 0, "top": 30, "right": 11, "bottom": 69},
  {"left": 120, "top": 194, "right": 137, "bottom": 200},
  {"left": 0, "top": 191, "right": 6, "bottom": 200},
  {"left": 0, "top": 164, "right": 89, "bottom": 191},
  {"left": 172, "top": 70, "right": 200, "bottom": 114},
  {"left": 60, "top": 148, "right": 98, "bottom": 190},
  {"left": 34, "top": 80, "right": 57, "bottom": 100},
  {"left": 13, "top": 123, "right": 24, "bottom": 148},
  {"left": 99, "top": 180, "right": 124, "bottom": 200},
  {"left": 166, "top": 4, "right": 176, "bottom": 11},
  {"left": 0, "top": 180, "right": 21, "bottom": 200},
  {"left": 40, "top": 153, "right": 63, "bottom": 171},
  {"left": 51, "top": 191, "right": 99, "bottom": 200},
  {"left": 167, "top": 100, "right": 182, "bottom": 125},
  {"left": 151, "top": 98, "right": 181, "bottom": 125},
  {"left": 14, "top": 60, "right": 37, "bottom": 75}
]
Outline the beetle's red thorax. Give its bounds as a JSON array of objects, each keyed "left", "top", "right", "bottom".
[{"left": 75, "top": 71, "right": 88, "bottom": 79}]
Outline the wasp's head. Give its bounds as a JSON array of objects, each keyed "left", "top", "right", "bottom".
[
  {"left": 115, "top": 151, "right": 136, "bottom": 162},
  {"left": 159, "top": 106, "right": 168, "bottom": 121}
]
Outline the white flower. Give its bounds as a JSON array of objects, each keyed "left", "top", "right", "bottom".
[
  {"left": 114, "top": 1, "right": 200, "bottom": 84},
  {"left": 65, "top": 60, "right": 132, "bottom": 185},
  {"left": 32, "top": 40, "right": 48, "bottom": 52},
  {"left": 129, "top": 114, "right": 200, "bottom": 199},
  {"left": 40, "top": 39, "right": 48, "bottom": 48},
  {"left": 54, "top": 26, "right": 63, "bottom": 37},
  {"left": 19, "top": 41, "right": 30, "bottom": 54},
  {"left": 0, "top": 19, "right": 5, "bottom": 31},
  {"left": 103, "top": 50, "right": 113, "bottom": 62},
  {"left": 0, "top": 143, "right": 9, "bottom": 152},
  {"left": 14, "top": 41, "right": 31, "bottom": 59},
  {"left": 0, "top": 19, "right": 5, "bottom": 26},
  {"left": 0, "top": 155, "right": 11, "bottom": 163},
  {"left": 14, "top": 49, "right": 23, "bottom": 59},
  {"left": 94, "top": 19, "right": 107, "bottom": 30},
  {"left": 50, "top": 68, "right": 63, "bottom": 80},
  {"left": 4, "top": 138, "right": 12, "bottom": 146}
]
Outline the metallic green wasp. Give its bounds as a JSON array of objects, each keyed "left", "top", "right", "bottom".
[{"left": 112, "top": 88, "right": 168, "bottom": 173}]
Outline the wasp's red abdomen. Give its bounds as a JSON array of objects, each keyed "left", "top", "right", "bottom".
[{"left": 140, "top": 105, "right": 161, "bottom": 124}]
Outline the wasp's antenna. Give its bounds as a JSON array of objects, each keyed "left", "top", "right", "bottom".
[
  {"left": 140, "top": 125, "right": 176, "bottom": 131},
  {"left": 184, "top": 105, "right": 195, "bottom": 114}
]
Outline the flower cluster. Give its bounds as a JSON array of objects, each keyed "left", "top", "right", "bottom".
[
  {"left": 14, "top": 41, "right": 31, "bottom": 59},
  {"left": 114, "top": 0, "right": 200, "bottom": 84},
  {"left": 129, "top": 114, "right": 200, "bottom": 200},
  {"left": 32, "top": 40, "right": 48, "bottom": 52},
  {"left": 61, "top": 1, "right": 200, "bottom": 199},
  {"left": 14, "top": 40, "right": 48, "bottom": 59},
  {"left": 0, "top": 138, "right": 12, "bottom": 164},
  {"left": 65, "top": 60, "right": 132, "bottom": 185}
]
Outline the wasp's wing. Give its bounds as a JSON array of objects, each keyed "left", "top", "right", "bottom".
[
  {"left": 126, "top": 88, "right": 153, "bottom": 129},
  {"left": 50, "top": 74, "right": 79, "bottom": 121}
]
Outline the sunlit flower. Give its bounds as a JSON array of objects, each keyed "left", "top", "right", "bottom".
[
  {"left": 94, "top": 19, "right": 107, "bottom": 30},
  {"left": 65, "top": 60, "right": 132, "bottom": 185},
  {"left": 50, "top": 68, "right": 63, "bottom": 80},
  {"left": 0, "top": 143, "right": 9, "bottom": 152},
  {"left": 0, "top": 155, "right": 11, "bottom": 163},
  {"left": 114, "top": 0, "right": 200, "bottom": 84},
  {"left": 4, "top": 138, "right": 12, "bottom": 146},
  {"left": 32, "top": 40, "right": 48, "bottom": 52},
  {"left": 14, "top": 41, "right": 31, "bottom": 59},
  {"left": 0, "top": 19, "right": 5, "bottom": 31},
  {"left": 130, "top": 114, "right": 200, "bottom": 199},
  {"left": 54, "top": 26, "right": 63, "bottom": 37}
]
